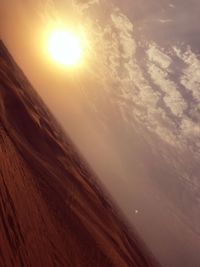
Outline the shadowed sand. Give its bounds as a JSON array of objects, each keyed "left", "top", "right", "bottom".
[{"left": 0, "top": 40, "right": 159, "bottom": 267}]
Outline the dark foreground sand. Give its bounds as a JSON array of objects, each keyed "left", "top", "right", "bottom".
[{"left": 0, "top": 40, "right": 159, "bottom": 267}]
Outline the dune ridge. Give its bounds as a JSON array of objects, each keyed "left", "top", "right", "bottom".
[{"left": 0, "top": 40, "right": 159, "bottom": 267}]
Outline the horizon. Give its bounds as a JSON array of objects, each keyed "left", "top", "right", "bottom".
[{"left": 1, "top": 1, "right": 200, "bottom": 266}]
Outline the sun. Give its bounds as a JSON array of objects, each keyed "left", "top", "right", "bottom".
[{"left": 47, "top": 30, "right": 82, "bottom": 67}]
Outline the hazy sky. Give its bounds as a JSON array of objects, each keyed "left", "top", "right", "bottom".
[{"left": 1, "top": 1, "right": 200, "bottom": 267}]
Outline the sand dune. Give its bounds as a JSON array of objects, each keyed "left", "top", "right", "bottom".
[{"left": 0, "top": 40, "right": 159, "bottom": 267}]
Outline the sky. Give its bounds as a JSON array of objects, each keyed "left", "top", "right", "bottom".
[{"left": 1, "top": 1, "right": 200, "bottom": 267}]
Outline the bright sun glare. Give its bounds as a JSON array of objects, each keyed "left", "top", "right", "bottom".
[{"left": 48, "top": 30, "right": 82, "bottom": 67}]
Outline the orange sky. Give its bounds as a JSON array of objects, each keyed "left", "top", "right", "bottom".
[{"left": 1, "top": 1, "right": 200, "bottom": 267}]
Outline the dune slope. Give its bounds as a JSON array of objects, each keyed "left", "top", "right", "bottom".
[{"left": 0, "top": 40, "right": 159, "bottom": 267}]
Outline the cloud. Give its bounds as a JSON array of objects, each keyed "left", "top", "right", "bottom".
[
  {"left": 147, "top": 55, "right": 187, "bottom": 118},
  {"left": 75, "top": 4, "right": 178, "bottom": 145},
  {"left": 69, "top": 0, "right": 200, "bottom": 150},
  {"left": 73, "top": 0, "right": 99, "bottom": 10},
  {"left": 178, "top": 47, "right": 200, "bottom": 103},
  {"left": 158, "top": 19, "right": 173, "bottom": 24},
  {"left": 147, "top": 43, "right": 172, "bottom": 69}
]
